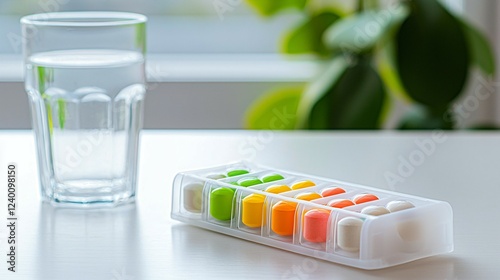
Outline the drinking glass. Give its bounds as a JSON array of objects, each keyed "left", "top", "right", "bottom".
[{"left": 21, "top": 12, "right": 147, "bottom": 206}]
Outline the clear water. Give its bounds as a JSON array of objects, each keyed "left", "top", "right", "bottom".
[{"left": 26, "top": 49, "right": 146, "bottom": 205}]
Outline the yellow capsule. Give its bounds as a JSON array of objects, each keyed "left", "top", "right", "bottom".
[
  {"left": 265, "top": 185, "right": 291, "bottom": 194},
  {"left": 291, "top": 180, "right": 315, "bottom": 190},
  {"left": 242, "top": 194, "right": 266, "bottom": 228},
  {"left": 295, "top": 192, "right": 322, "bottom": 201},
  {"left": 242, "top": 185, "right": 292, "bottom": 228}
]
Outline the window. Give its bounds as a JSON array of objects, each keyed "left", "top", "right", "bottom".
[
  {"left": 0, "top": 0, "right": 303, "bottom": 55},
  {"left": 1, "top": 0, "right": 497, "bottom": 129},
  {"left": 0, "top": 0, "right": 313, "bottom": 129}
]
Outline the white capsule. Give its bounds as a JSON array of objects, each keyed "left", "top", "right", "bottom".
[
  {"left": 361, "top": 205, "right": 390, "bottom": 216},
  {"left": 386, "top": 201, "right": 415, "bottom": 212},
  {"left": 183, "top": 183, "right": 204, "bottom": 213},
  {"left": 206, "top": 173, "right": 226, "bottom": 180},
  {"left": 387, "top": 201, "right": 419, "bottom": 242},
  {"left": 337, "top": 217, "right": 363, "bottom": 252}
]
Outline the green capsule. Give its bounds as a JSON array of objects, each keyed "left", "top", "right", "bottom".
[
  {"left": 261, "top": 173, "right": 284, "bottom": 183},
  {"left": 227, "top": 169, "right": 250, "bottom": 177},
  {"left": 210, "top": 187, "right": 235, "bottom": 221},
  {"left": 237, "top": 177, "right": 263, "bottom": 187}
]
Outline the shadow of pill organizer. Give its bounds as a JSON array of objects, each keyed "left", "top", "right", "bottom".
[{"left": 171, "top": 161, "right": 453, "bottom": 270}]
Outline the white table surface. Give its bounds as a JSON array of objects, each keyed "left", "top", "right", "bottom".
[{"left": 0, "top": 130, "right": 499, "bottom": 280}]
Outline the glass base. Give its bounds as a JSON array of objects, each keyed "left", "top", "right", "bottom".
[{"left": 42, "top": 180, "right": 136, "bottom": 208}]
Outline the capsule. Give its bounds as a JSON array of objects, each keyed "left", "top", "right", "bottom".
[
  {"left": 327, "top": 199, "right": 355, "bottom": 208},
  {"left": 241, "top": 194, "right": 266, "bottom": 228},
  {"left": 271, "top": 201, "right": 297, "bottom": 236},
  {"left": 261, "top": 173, "right": 285, "bottom": 183},
  {"left": 183, "top": 183, "right": 204, "bottom": 213},
  {"left": 210, "top": 187, "right": 235, "bottom": 221},
  {"left": 265, "top": 185, "right": 291, "bottom": 194},
  {"left": 353, "top": 194, "right": 379, "bottom": 204},
  {"left": 321, "top": 187, "right": 346, "bottom": 197},
  {"left": 337, "top": 217, "right": 363, "bottom": 252},
  {"left": 294, "top": 192, "right": 322, "bottom": 201},
  {"left": 303, "top": 209, "right": 330, "bottom": 243},
  {"left": 291, "top": 180, "right": 315, "bottom": 190},
  {"left": 361, "top": 205, "right": 389, "bottom": 216}
]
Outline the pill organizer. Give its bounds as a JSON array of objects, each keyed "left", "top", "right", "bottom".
[{"left": 171, "top": 161, "right": 453, "bottom": 270}]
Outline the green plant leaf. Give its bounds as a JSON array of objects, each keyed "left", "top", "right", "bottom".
[
  {"left": 377, "top": 41, "right": 409, "bottom": 102},
  {"left": 281, "top": 11, "right": 340, "bottom": 56},
  {"left": 396, "top": 0, "right": 470, "bottom": 109},
  {"left": 325, "top": 7, "right": 408, "bottom": 53},
  {"left": 135, "top": 22, "right": 147, "bottom": 53},
  {"left": 245, "top": 87, "right": 303, "bottom": 130},
  {"left": 296, "top": 56, "right": 348, "bottom": 128},
  {"left": 37, "top": 66, "right": 66, "bottom": 131},
  {"left": 38, "top": 66, "right": 54, "bottom": 134},
  {"left": 398, "top": 105, "right": 454, "bottom": 130},
  {"left": 41, "top": 93, "right": 54, "bottom": 134},
  {"left": 57, "top": 98, "right": 66, "bottom": 129},
  {"left": 245, "top": 0, "right": 307, "bottom": 17},
  {"left": 460, "top": 20, "right": 495, "bottom": 75},
  {"left": 299, "top": 55, "right": 387, "bottom": 129}
]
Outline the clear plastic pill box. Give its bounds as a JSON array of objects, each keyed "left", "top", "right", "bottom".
[{"left": 171, "top": 161, "right": 453, "bottom": 270}]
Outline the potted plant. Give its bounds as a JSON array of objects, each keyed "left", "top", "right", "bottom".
[{"left": 245, "top": 0, "right": 495, "bottom": 130}]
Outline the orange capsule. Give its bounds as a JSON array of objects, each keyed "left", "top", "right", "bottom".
[
  {"left": 271, "top": 201, "right": 297, "bottom": 236},
  {"left": 321, "top": 187, "right": 346, "bottom": 198},
  {"left": 327, "top": 199, "right": 355, "bottom": 208},
  {"left": 353, "top": 194, "right": 379, "bottom": 204},
  {"left": 271, "top": 190, "right": 322, "bottom": 236}
]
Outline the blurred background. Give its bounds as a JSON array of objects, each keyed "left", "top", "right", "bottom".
[{"left": 0, "top": 0, "right": 498, "bottom": 130}]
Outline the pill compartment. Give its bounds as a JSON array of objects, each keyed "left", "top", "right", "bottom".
[
  {"left": 171, "top": 161, "right": 453, "bottom": 270},
  {"left": 235, "top": 178, "right": 297, "bottom": 234},
  {"left": 330, "top": 211, "right": 367, "bottom": 259},
  {"left": 362, "top": 200, "right": 452, "bottom": 262},
  {"left": 263, "top": 180, "right": 328, "bottom": 242},
  {"left": 203, "top": 180, "right": 237, "bottom": 226},
  {"left": 288, "top": 178, "right": 329, "bottom": 191},
  {"left": 264, "top": 195, "right": 298, "bottom": 243},
  {"left": 174, "top": 162, "right": 260, "bottom": 217},
  {"left": 190, "top": 162, "right": 258, "bottom": 179},
  {"left": 172, "top": 174, "right": 206, "bottom": 217},
  {"left": 182, "top": 181, "right": 205, "bottom": 214},
  {"left": 343, "top": 197, "right": 396, "bottom": 214},
  {"left": 204, "top": 170, "right": 271, "bottom": 226},
  {"left": 278, "top": 183, "right": 328, "bottom": 197},
  {"left": 205, "top": 169, "right": 294, "bottom": 227},
  {"left": 310, "top": 189, "right": 362, "bottom": 206},
  {"left": 297, "top": 203, "right": 335, "bottom": 251}
]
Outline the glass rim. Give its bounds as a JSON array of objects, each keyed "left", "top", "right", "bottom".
[{"left": 21, "top": 11, "right": 147, "bottom": 27}]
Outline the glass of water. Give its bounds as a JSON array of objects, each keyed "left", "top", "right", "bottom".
[{"left": 21, "top": 12, "right": 147, "bottom": 206}]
